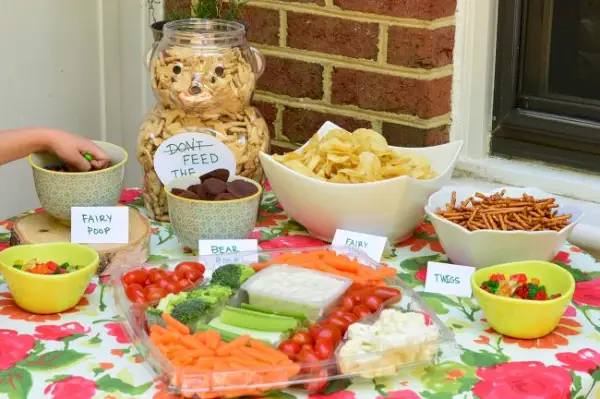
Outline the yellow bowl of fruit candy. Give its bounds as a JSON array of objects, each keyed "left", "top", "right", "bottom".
[
  {"left": 471, "top": 260, "right": 575, "bottom": 339},
  {"left": 0, "top": 243, "right": 99, "bottom": 314}
]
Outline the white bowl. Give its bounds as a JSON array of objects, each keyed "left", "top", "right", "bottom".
[
  {"left": 259, "top": 122, "right": 463, "bottom": 243},
  {"left": 425, "top": 186, "right": 584, "bottom": 268}
]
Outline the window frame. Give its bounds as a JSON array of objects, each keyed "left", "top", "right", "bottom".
[
  {"left": 451, "top": 0, "right": 600, "bottom": 203},
  {"left": 490, "top": 0, "right": 600, "bottom": 171}
]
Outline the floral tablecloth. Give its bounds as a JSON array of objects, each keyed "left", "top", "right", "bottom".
[{"left": 0, "top": 185, "right": 599, "bottom": 399}]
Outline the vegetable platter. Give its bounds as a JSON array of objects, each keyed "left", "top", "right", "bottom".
[{"left": 112, "top": 246, "right": 458, "bottom": 398}]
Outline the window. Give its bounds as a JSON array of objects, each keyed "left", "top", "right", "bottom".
[{"left": 492, "top": 0, "right": 600, "bottom": 171}]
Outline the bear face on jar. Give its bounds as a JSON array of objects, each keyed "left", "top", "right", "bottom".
[{"left": 149, "top": 20, "right": 263, "bottom": 116}]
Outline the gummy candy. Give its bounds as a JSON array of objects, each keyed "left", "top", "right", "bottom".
[{"left": 479, "top": 274, "right": 561, "bottom": 301}]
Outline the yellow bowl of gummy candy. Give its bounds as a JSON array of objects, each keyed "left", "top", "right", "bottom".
[
  {"left": 471, "top": 260, "right": 575, "bottom": 339},
  {"left": 0, "top": 243, "right": 99, "bottom": 314}
]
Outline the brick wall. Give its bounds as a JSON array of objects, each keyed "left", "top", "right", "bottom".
[{"left": 164, "top": 0, "right": 456, "bottom": 153}]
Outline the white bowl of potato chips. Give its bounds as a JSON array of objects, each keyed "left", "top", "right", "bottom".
[{"left": 259, "top": 122, "right": 462, "bottom": 243}]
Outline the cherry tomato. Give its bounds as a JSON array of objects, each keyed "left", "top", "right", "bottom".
[
  {"left": 352, "top": 304, "right": 371, "bottom": 319},
  {"left": 126, "top": 283, "right": 146, "bottom": 302},
  {"left": 341, "top": 296, "right": 355, "bottom": 311},
  {"left": 340, "top": 313, "right": 358, "bottom": 326},
  {"left": 353, "top": 286, "right": 377, "bottom": 302},
  {"left": 300, "top": 344, "right": 314, "bottom": 353},
  {"left": 373, "top": 286, "right": 400, "bottom": 300},
  {"left": 144, "top": 283, "right": 159, "bottom": 291},
  {"left": 278, "top": 339, "right": 301, "bottom": 359},
  {"left": 327, "top": 316, "right": 349, "bottom": 332},
  {"left": 363, "top": 295, "right": 383, "bottom": 312},
  {"left": 157, "top": 279, "right": 170, "bottom": 289},
  {"left": 184, "top": 270, "right": 204, "bottom": 283},
  {"left": 123, "top": 269, "right": 148, "bottom": 285},
  {"left": 297, "top": 349, "right": 321, "bottom": 374},
  {"left": 313, "top": 324, "right": 342, "bottom": 344},
  {"left": 177, "top": 279, "right": 192, "bottom": 291},
  {"left": 163, "top": 282, "right": 178, "bottom": 294},
  {"left": 308, "top": 325, "right": 325, "bottom": 341},
  {"left": 292, "top": 331, "right": 313, "bottom": 346},
  {"left": 176, "top": 261, "right": 205, "bottom": 274},
  {"left": 148, "top": 268, "right": 166, "bottom": 283},
  {"left": 331, "top": 308, "right": 347, "bottom": 318},
  {"left": 146, "top": 287, "right": 167, "bottom": 302},
  {"left": 314, "top": 339, "right": 334, "bottom": 360},
  {"left": 304, "top": 368, "right": 329, "bottom": 394}
]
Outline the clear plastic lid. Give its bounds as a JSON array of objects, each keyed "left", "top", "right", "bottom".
[{"left": 112, "top": 246, "right": 459, "bottom": 397}]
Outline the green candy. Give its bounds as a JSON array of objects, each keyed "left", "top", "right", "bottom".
[{"left": 83, "top": 153, "right": 94, "bottom": 162}]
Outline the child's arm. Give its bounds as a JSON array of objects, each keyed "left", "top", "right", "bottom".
[{"left": 0, "top": 128, "right": 110, "bottom": 171}]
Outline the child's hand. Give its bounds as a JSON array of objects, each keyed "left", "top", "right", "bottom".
[{"left": 43, "top": 130, "right": 111, "bottom": 172}]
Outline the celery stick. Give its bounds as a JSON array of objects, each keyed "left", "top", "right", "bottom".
[{"left": 220, "top": 306, "right": 298, "bottom": 332}]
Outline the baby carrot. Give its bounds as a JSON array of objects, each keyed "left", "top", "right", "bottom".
[
  {"left": 375, "top": 267, "right": 397, "bottom": 278},
  {"left": 205, "top": 330, "right": 221, "bottom": 350},
  {"left": 248, "top": 340, "right": 290, "bottom": 363},
  {"left": 162, "top": 313, "right": 190, "bottom": 335},
  {"left": 181, "top": 336, "right": 211, "bottom": 352},
  {"left": 216, "top": 334, "right": 250, "bottom": 357}
]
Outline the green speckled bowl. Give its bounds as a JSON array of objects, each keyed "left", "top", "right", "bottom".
[
  {"left": 29, "top": 141, "right": 128, "bottom": 225},
  {"left": 165, "top": 175, "right": 262, "bottom": 250}
]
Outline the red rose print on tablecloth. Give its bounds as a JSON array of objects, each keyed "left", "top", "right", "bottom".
[
  {"left": 264, "top": 181, "right": 272, "bottom": 192},
  {"left": 552, "top": 251, "right": 571, "bottom": 264},
  {"left": 473, "top": 361, "right": 572, "bottom": 399},
  {"left": 573, "top": 278, "right": 600, "bottom": 307},
  {"left": 415, "top": 267, "right": 427, "bottom": 282},
  {"left": 259, "top": 235, "right": 327, "bottom": 250},
  {"left": 377, "top": 390, "right": 421, "bottom": 399},
  {"left": 398, "top": 222, "right": 444, "bottom": 253},
  {"left": 84, "top": 282, "right": 97, "bottom": 295},
  {"left": 34, "top": 322, "right": 90, "bottom": 341},
  {"left": 120, "top": 188, "right": 141, "bottom": 204},
  {"left": 256, "top": 209, "right": 288, "bottom": 227},
  {"left": 0, "top": 329, "right": 35, "bottom": 370},
  {"left": 556, "top": 348, "right": 600, "bottom": 373},
  {"left": 309, "top": 391, "right": 356, "bottom": 399},
  {"left": 105, "top": 322, "right": 131, "bottom": 344},
  {"left": 0, "top": 293, "right": 89, "bottom": 322},
  {"left": 44, "top": 376, "right": 97, "bottom": 399}
]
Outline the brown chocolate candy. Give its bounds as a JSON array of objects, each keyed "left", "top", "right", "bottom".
[
  {"left": 204, "top": 178, "right": 227, "bottom": 196},
  {"left": 171, "top": 188, "right": 186, "bottom": 196},
  {"left": 176, "top": 190, "right": 199, "bottom": 200},
  {"left": 187, "top": 183, "right": 208, "bottom": 199},
  {"left": 227, "top": 180, "right": 259, "bottom": 198},
  {"left": 200, "top": 168, "right": 230, "bottom": 183}
]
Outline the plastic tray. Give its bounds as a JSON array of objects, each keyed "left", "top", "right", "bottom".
[{"left": 112, "top": 246, "right": 459, "bottom": 397}]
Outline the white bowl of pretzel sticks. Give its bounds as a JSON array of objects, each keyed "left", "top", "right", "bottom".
[{"left": 425, "top": 186, "right": 584, "bottom": 269}]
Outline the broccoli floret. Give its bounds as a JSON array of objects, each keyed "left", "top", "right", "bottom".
[
  {"left": 210, "top": 264, "right": 255, "bottom": 289},
  {"left": 170, "top": 299, "right": 209, "bottom": 326},
  {"left": 145, "top": 307, "right": 164, "bottom": 327},
  {"left": 156, "top": 292, "right": 188, "bottom": 314},
  {"left": 188, "top": 284, "right": 233, "bottom": 304}
]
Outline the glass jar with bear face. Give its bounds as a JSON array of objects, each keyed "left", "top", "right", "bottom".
[{"left": 138, "top": 19, "right": 270, "bottom": 222}]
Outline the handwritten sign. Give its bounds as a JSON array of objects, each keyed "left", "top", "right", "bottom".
[
  {"left": 332, "top": 229, "right": 387, "bottom": 262},
  {"left": 424, "top": 261, "right": 476, "bottom": 297},
  {"left": 153, "top": 132, "right": 236, "bottom": 185},
  {"left": 198, "top": 239, "right": 258, "bottom": 269},
  {"left": 71, "top": 207, "right": 129, "bottom": 244}
]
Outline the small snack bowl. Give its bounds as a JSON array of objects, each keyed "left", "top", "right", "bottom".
[
  {"left": 0, "top": 243, "right": 99, "bottom": 314},
  {"left": 30, "top": 141, "right": 128, "bottom": 224},
  {"left": 425, "top": 186, "right": 583, "bottom": 268},
  {"left": 259, "top": 122, "right": 463, "bottom": 243},
  {"left": 165, "top": 172, "right": 262, "bottom": 250},
  {"left": 471, "top": 260, "right": 575, "bottom": 339}
]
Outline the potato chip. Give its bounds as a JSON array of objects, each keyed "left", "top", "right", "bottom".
[{"left": 272, "top": 126, "right": 438, "bottom": 183}]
